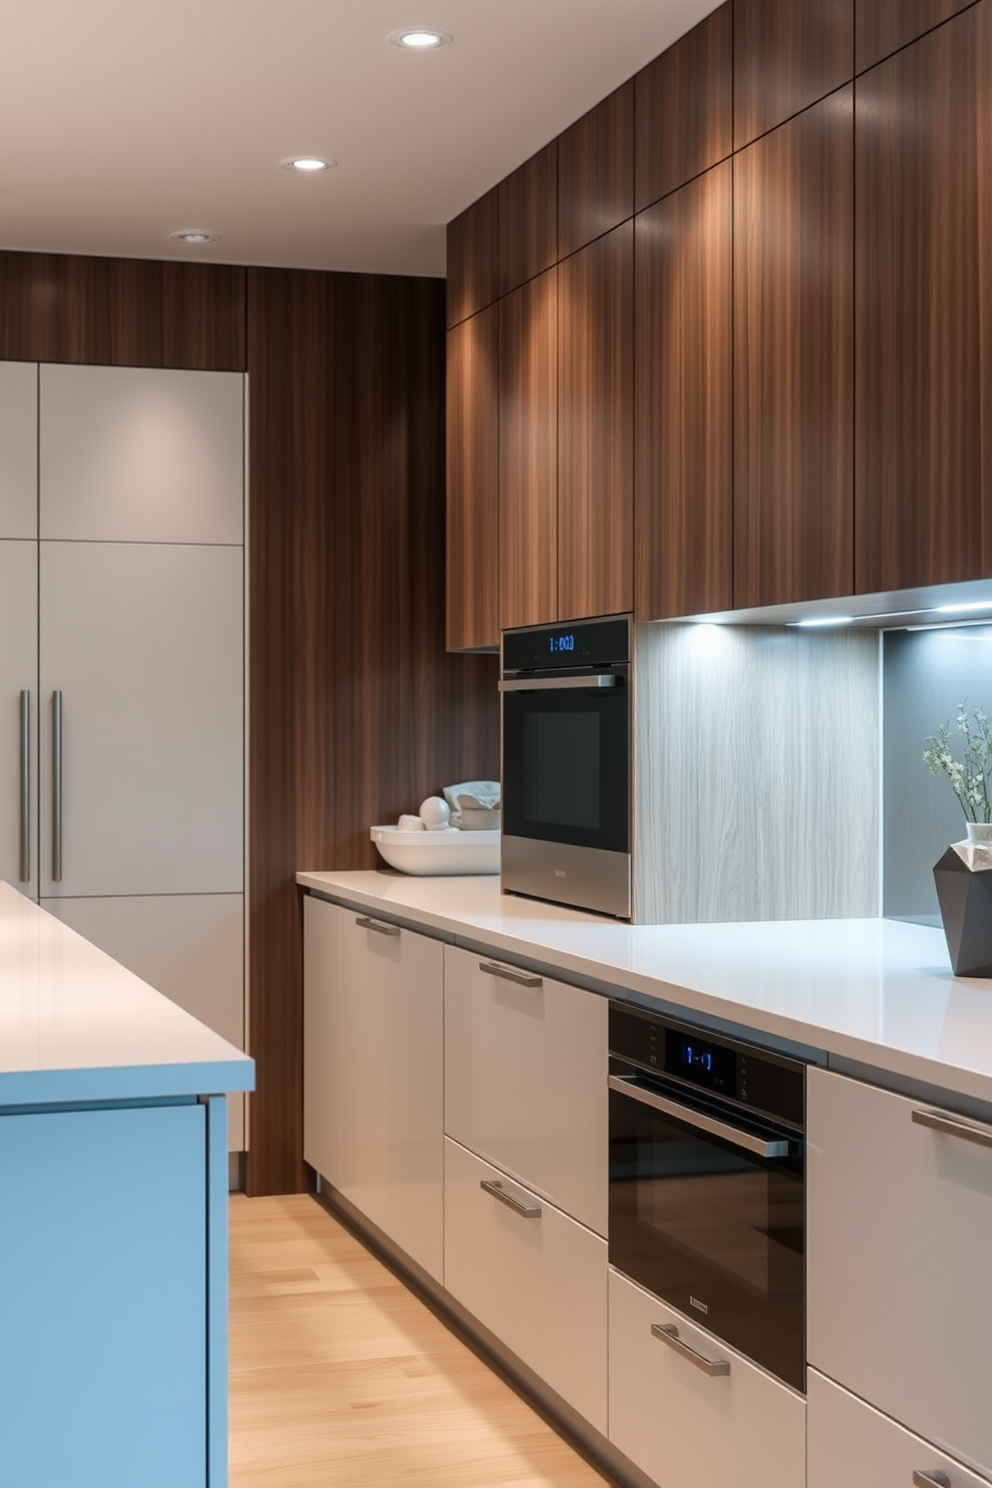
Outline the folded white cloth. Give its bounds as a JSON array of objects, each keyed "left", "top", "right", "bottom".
[{"left": 443, "top": 785, "right": 505, "bottom": 821}]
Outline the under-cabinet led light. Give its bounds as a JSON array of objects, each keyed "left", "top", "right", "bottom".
[
  {"left": 790, "top": 616, "right": 854, "bottom": 628},
  {"left": 934, "top": 600, "right": 992, "bottom": 614},
  {"left": 388, "top": 28, "right": 452, "bottom": 48}
]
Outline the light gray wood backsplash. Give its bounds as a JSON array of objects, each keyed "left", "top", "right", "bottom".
[{"left": 633, "top": 625, "right": 881, "bottom": 923}]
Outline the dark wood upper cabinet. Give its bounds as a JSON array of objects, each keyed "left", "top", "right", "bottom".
[
  {"left": 558, "top": 82, "right": 634, "bottom": 259},
  {"left": 635, "top": 163, "right": 733, "bottom": 622},
  {"left": 734, "top": 89, "right": 855, "bottom": 609},
  {"left": 854, "top": 0, "right": 975, "bottom": 72},
  {"left": 500, "top": 269, "right": 559, "bottom": 629},
  {"left": 734, "top": 0, "right": 854, "bottom": 148},
  {"left": 635, "top": 2, "right": 733, "bottom": 211},
  {"left": 498, "top": 142, "right": 558, "bottom": 299},
  {"left": 0, "top": 252, "right": 246, "bottom": 370},
  {"left": 557, "top": 223, "right": 633, "bottom": 622},
  {"left": 855, "top": 4, "right": 992, "bottom": 593},
  {"left": 446, "top": 308, "right": 500, "bottom": 650},
  {"left": 447, "top": 188, "right": 499, "bottom": 329}
]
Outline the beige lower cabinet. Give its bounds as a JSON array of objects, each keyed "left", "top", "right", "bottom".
[
  {"left": 808, "top": 1067, "right": 992, "bottom": 1479},
  {"left": 808, "top": 1370, "right": 992, "bottom": 1488},
  {"left": 443, "top": 945, "right": 608, "bottom": 1236},
  {"left": 443, "top": 1136, "right": 608, "bottom": 1433},
  {"left": 608, "top": 1268, "right": 806, "bottom": 1488},
  {"left": 303, "top": 897, "right": 444, "bottom": 1283}
]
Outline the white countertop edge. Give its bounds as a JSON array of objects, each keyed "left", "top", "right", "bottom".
[{"left": 298, "top": 869, "right": 992, "bottom": 1110}]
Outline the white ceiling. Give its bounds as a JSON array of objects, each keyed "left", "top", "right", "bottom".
[{"left": 0, "top": 0, "right": 719, "bottom": 278}]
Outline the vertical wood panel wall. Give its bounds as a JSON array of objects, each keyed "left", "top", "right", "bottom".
[
  {"left": 0, "top": 250, "right": 499, "bottom": 1196},
  {"left": 247, "top": 269, "right": 499, "bottom": 1194}
]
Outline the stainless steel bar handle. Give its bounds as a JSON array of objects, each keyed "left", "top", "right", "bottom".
[
  {"left": 19, "top": 690, "right": 29, "bottom": 883},
  {"left": 479, "top": 1178, "right": 542, "bottom": 1219},
  {"left": 608, "top": 1074, "right": 794, "bottom": 1159},
  {"left": 913, "top": 1471, "right": 951, "bottom": 1488},
  {"left": 52, "top": 690, "right": 62, "bottom": 883},
  {"left": 499, "top": 674, "right": 618, "bottom": 692},
  {"left": 478, "top": 960, "right": 543, "bottom": 989},
  {"left": 355, "top": 915, "right": 400, "bottom": 937},
  {"left": 912, "top": 1107, "right": 992, "bottom": 1153},
  {"left": 651, "top": 1323, "right": 730, "bottom": 1378}
]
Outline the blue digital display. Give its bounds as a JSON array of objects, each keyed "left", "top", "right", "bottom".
[
  {"left": 683, "top": 1045, "right": 713, "bottom": 1073},
  {"left": 548, "top": 634, "right": 576, "bottom": 653}
]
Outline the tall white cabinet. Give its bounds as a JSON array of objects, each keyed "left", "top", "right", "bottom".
[{"left": 0, "top": 360, "right": 246, "bottom": 1148}]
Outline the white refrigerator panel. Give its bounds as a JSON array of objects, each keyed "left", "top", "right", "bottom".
[
  {"left": 40, "top": 364, "right": 244, "bottom": 545},
  {"left": 39, "top": 541, "right": 244, "bottom": 897},
  {"left": 0, "top": 542, "right": 38, "bottom": 897},
  {"left": 42, "top": 892, "right": 246, "bottom": 1150},
  {"left": 0, "top": 362, "right": 38, "bottom": 540}
]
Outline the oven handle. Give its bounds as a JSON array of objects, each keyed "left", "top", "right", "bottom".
[
  {"left": 608, "top": 1074, "right": 795, "bottom": 1159},
  {"left": 499, "top": 674, "right": 619, "bottom": 692}
]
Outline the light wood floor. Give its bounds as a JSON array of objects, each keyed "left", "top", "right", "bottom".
[{"left": 229, "top": 1193, "right": 613, "bottom": 1488}]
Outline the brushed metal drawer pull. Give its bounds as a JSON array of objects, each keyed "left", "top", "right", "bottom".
[
  {"left": 478, "top": 960, "right": 543, "bottom": 989},
  {"left": 480, "top": 1178, "right": 542, "bottom": 1219},
  {"left": 52, "top": 689, "right": 63, "bottom": 883},
  {"left": 651, "top": 1323, "right": 730, "bottom": 1378},
  {"left": 19, "top": 690, "right": 30, "bottom": 883},
  {"left": 913, "top": 1471, "right": 951, "bottom": 1488},
  {"left": 355, "top": 915, "right": 400, "bottom": 937},
  {"left": 912, "top": 1107, "right": 992, "bottom": 1152}
]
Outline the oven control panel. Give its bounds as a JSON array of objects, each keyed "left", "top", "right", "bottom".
[{"left": 609, "top": 1002, "right": 804, "bottom": 1129}]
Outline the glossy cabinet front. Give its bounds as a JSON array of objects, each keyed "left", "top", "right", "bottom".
[
  {"left": 608, "top": 1267, "right": 806, "bottom": 1488},
  {"left": 808, "top": 1066, "right": 992, "bottom": 1479}
]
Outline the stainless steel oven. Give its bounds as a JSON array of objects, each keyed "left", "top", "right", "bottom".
[
  {"left": 500, "top": 615, "right": 631, "bottom": 918},
  {"left": 608, "top": 1001, "right": 806, "bottom": 1391}
]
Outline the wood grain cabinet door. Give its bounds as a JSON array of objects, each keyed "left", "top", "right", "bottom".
[
  {"left": 498, "top": 142, "right": 557, "bottom": 300},
  {"left": 446, "top": 307, "right": 499, "bottom": 650},
  {"left": 635, "top": 161, "right": 733, "bottom": 622},
  {"left": 499, "top": 269, "right": 558, "bottom": 629},
  {"left": 854, "top": 0, "right": 976, "bottom": 73},
  {"left": 734, "top": 88, "right": 855, "bottom": 609},
  {"left": 557, "top": 222, "right": 633, "bottom": 622},
  {"left": 446, "top": 188, "right": 499, "bottom": 328},
  {"left": 558, "top": 81, "right": 634, "bottom": 260},
  {"left": 734, "top": 0, "right": 854, "bottom": 149},
  {"left": 634, "top": 1, "right": 733, "bottom": 211},
  {"left": 854, "top": 3, "right": 992, "bottom": 593}
]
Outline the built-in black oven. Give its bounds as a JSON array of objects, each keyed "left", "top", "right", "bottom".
[
  {"left": 500, "top": 615, "right": 631, "bottom": 918},
  {"left": 608, "top": 1001, "right": 806, "bottom": 1392}
]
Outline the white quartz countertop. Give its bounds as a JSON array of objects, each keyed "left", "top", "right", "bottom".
[
  {"left": 0, "top": 883, "right": 254, "bottom": 1106},
  {"left": 298, "top": 868, "right": 992, "bottom": 1108}
]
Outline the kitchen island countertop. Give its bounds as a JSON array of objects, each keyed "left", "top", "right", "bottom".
[
  {"left": 298, "top": 868, "right": 992, "bottom": 1108},
  {"left": 0, "top": 881, "right": 254, "bottom": 1106}
]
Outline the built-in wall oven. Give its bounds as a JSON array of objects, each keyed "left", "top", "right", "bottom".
[
  {"left": 608, "top": 1001, "right": 806, "bottom": 1391},
  {"left": 500, "top": 615, "right": 631, "bottom": 918}
]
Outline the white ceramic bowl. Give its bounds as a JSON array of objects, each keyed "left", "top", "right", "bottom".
[{"left": 370, "top": 825, "right": 499, "bottom": 876}]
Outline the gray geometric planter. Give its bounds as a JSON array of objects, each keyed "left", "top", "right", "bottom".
[{"left": 933, "top": 842, "right": 992, "bottom": 977}]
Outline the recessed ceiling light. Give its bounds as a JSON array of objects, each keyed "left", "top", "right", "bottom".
[
  {"left": 281, "top": 156, "right": 336, "bottom": 173},
  {"left": 169, "top": 230, "right": 219, "bottom": 245},
  {"left": 388, "top": 28, "right": 452, "bottom": 49}
]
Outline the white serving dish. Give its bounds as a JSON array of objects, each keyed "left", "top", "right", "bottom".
[{"left": 370, "top": 826, "right": 500, "bottom": 876}]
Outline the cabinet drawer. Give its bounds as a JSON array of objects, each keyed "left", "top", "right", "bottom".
[
  {"left": 444, "top": 945, "right": 608, "bottom": 1235},
  {"left": 608, "top": 1268, "right": 805, "bottom": 1488},
  {"left": 809, "top": 1369, "right": 992, "bottom": 1488},
  {"left": 443, "top": 1137, "right": 607, "bottom": 1433},
  {"left": 808, "top": 1068, "right": 992, "bottom": 1476}
]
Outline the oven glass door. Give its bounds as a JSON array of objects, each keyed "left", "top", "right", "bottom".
[
  {"left": 502, "top": 680, "right": 628, "bottom": 854},
  {"left": 608, "top": 1076, "right": 805, "bottom": 1391}
]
